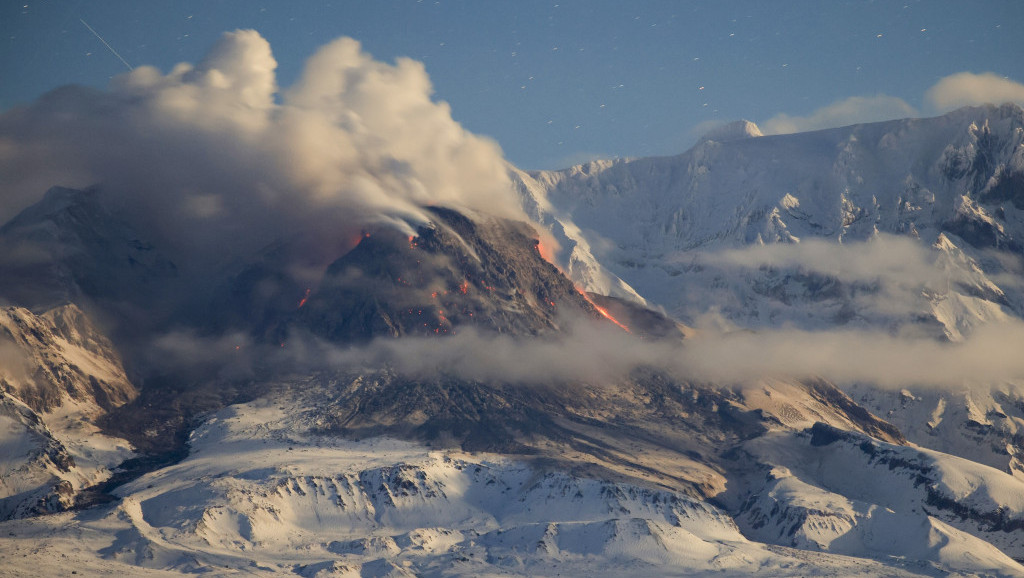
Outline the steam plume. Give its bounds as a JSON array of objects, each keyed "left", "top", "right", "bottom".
[{"left": 0, "top": 30, "right": 525, "bottom": 272}]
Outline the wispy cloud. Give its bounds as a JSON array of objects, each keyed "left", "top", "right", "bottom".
[
  {"left": 758, "top": 72, "right": 1024, "bottom": 136},
  {"left": 713, "top": 234, "right": 941, "bottom": 287},
  {"left": 760, "top": 95, "right": 918, "bottom": 135},
  {"left": 670, "top": 234, "right": 954, "bottom": 322},
  {"left": 925, "top": 72, "right": 1024, "bottom": 112}
]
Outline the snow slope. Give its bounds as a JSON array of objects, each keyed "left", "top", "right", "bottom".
[{"left": 730, "top": 423, "right": 1024, "bottom": 573}]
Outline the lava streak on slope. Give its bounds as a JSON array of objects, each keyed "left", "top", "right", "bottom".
[
  {"left": 297, "top": 288, "right": 311, "bottom": 309},
  {"left": 535, "top": 237, "right": 556, "bottom": 263},
  {"left": 576, "top": 287, "right": 631, "bottom": 333}
]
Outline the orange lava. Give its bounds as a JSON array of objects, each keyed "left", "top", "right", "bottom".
[
  {"left": 535, "top": 238, "right": 555, "bottom": 263},
  {"left": 576, "top": 287, "right": 630, "bottom": 333},
  {"left": 297, "top": 288, "right": 311, "bottom": 308}
]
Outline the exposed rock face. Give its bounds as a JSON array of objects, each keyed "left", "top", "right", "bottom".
[
  {"left": 0, "top": 304, "right": 136, "bottom": 520},
  {"left": 0, "top": 304, "right": 136, "bottom": 414}
]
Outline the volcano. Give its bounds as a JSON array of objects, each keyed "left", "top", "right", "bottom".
[
  {"left": 298, "top": 206, "right": 610, "bottom": 342},
  {"left": 4, "top": 107, "right": 1024, "bottom": 576}
]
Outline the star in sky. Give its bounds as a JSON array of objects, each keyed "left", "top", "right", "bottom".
[{"left": 1, "top": 0, "right": 1022, "bottom": 169}]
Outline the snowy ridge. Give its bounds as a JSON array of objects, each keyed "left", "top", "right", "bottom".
[
  {"left": 730, "top": 423, "right": 1024, "bottom": 573},
  {"left": 849, "top": 383, "right": 1024, "bottom": 479}
]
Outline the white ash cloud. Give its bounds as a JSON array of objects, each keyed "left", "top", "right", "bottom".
[{"left": 0, "top": 30, "right": 524, "bottom": 271}]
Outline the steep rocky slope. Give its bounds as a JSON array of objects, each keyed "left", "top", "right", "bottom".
[{"left": 0, "top": 304, "right": 136, "bottom": 519}]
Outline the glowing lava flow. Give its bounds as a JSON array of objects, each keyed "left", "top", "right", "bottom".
[
  {"left": 535, "top": 238, "right": 555, "bottom": 263},
  {"left": 297, "top": 288, "right": 311, "bottom": 308},
  {"left": 576, "top": 287, "right": 631, "bottom": 333},
  {"left": 534, "top": 236, "right": 627, "bottom": 331}
]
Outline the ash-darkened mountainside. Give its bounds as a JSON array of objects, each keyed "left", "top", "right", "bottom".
[
  {"left": 0, "top": 187, "right": 619, "bottom": 354},
  {"left": 0, "top": 187, "right": 178, "bottom": 329},
  {"left": 0, "top": 189, "right": 656, "bottom": 446},
  {"left": 298, "top": 206, "right": 607, "bottom": 342},
  {"left": 0, "top": 184, "right": 904, "bottom": 501}
]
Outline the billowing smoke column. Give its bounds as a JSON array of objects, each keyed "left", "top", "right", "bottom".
[{"left": 0, "top": 30, "right": 526, "bottom": 275}]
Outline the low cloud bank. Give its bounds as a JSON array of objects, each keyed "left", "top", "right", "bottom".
[
  {"left": 342, "top": 317, "right": 1024, "bottom": 389},
  {"left": 147, "top": 313, "right": 1024, "bottom": 391},
  {"left": 679, "top": 321, "right": 1024, "bottom": 388},
  {"left": 143, "top": 232, "right": 1024, "bottom": 390}
]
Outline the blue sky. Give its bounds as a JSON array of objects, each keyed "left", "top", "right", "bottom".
[{"left": 2, "top": 0, "right": 1023, "bottom": 169}]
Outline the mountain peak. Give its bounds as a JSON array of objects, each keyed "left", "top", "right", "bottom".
[
  {"left": 298, "top": 206, "right": 607, "bottom": 343},
  {"left": 698, "top": 120, "right": 763, "bottom": 143}
]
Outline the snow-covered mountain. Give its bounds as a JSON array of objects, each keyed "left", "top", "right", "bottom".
[
  {"left": 0, "top": 186, "right": 178, "bottom": 331},
  {"left": 4, "top": 105, "right": 1024, "bottom": 575},
  {"left": 519, "top": 103, "right": 1024, "bottom": 477},
  {"left": 518, "top": 104, "right": 1024, "bottom": 331}
]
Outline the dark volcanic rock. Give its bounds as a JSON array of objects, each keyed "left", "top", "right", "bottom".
[
  {"left": 0, "top": 186, "right": 177, "bottom": 315},
  {"left": 299, "top": 206, "right": 605, "bottom": 342}
]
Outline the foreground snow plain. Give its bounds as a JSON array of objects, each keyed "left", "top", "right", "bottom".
[{"left": 3, "top": 390, "right": 997, "bottom": 577}]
